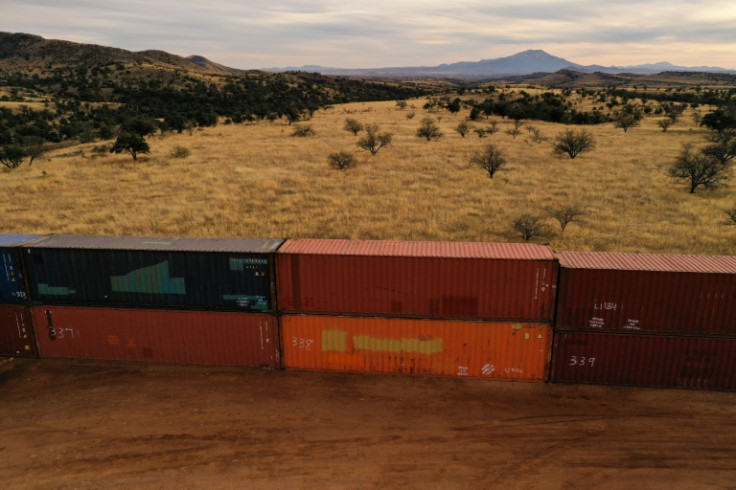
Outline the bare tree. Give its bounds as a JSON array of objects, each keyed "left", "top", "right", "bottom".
[
  {"left": 548, "top": 204, "right": 585, "bottom": 232},
  {"left": 470, "top": 144, "right": 506, "bottom": 178},
  {"left": 343, "top": 118, "right": 363, "bottom": 135},
  {"left": 474, "top": 122, "right": 498, "bottom": 138},
  {"left": 291, "top": 124, "right": 315, "bottom": 137},
  {"left": 505, "top": 120, "right": 523, "bottom": 139},
  {"left": 552, "top": 129, "right": 596, "bottom": 159},
  {"left": 455, "top": 121, "right": 471, "bottom": 138},
  {"left": 0, "top": 145, "right": 28, "bottom": 168},
  {"left": 357, "top": 124, "right": 392, "bottom": 155},
  {"left": 614, "top": 112, "right": 641, "bottom": 132},
  {"left": 416, "top": 117, "right": 443, "bottom": 141},
  {"left": 702, "top": 135, "right": 736, "bottom": 166},
  {"left": 658, "top": 119, "right": 673, "bottom": 132},
  {"left": 328, "top": 151, "right": 357, "bottom": 170},
  {"left": 512, "top": 214, "right": 551, "bottom": 242},
  {"left": 669, "top": 143, "right": 728, "bottom": 193}
]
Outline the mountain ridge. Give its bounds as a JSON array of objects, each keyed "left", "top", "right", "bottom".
[{"left": 264, "top": 49, "right": 736, "bottom": 78}]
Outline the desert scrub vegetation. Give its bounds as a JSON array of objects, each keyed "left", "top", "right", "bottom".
[{"left": 1, "top": 96, "right": 735, "bottom": 256}]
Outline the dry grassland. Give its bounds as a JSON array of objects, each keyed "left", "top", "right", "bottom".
[{"left": 1, "top": 97, "right": 734, "bottom": 255}]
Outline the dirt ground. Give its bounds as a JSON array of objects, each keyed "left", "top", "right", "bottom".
[{"left": 1, "top": 358, "right": 736, "bottom": 489}]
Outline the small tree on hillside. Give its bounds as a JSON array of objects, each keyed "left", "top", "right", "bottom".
[
  {"left": 110, "top": 133, "right": 149, "bottom": 161},
  {"left": 512, "top": 214, "right": 551, "bottom": 242},
  {"left": 357, "top": 124, "right": 392, "bottom": 155},
  {"left": 548, "top": 204, "right": 585, "bottom": 232},
  {"left": 344, "top": 118, "right": 363, "bottom": 135},
  {"left": 416, "top": 117, "right": 443, "bottom": 141},
  {"left": 669, "top": 143, "right": 727, "bottom": 194},
  {"left": 658, "top": 119, "right": 673, "bottom": 132},
  {"left": 446, "top": 98, "right": 462, "bottom": 114},
  {"left": 328, "top": 151, "right": 357, "bottom": 170},
  {"left": 0, "top": 145, "right": 28, "bottom": 168},
  {"left": 702, "top": 134, "right": 736, "bottom": 166},
  {"left": 470, "top": 144, "right": 506, "bottom": 179},
  {"left": 455, "top": 121, "right": 471, "bottom": 138},
  {"left": 505, "top": 120, "right": 523, "bottom": 139},
  {"left": 614, "top": 105, "right": 642, "bottom": 132},
  {"left": 553, "top": 129, "right": 595, "bottom": 159},
  {"left": 291, "top": 124, "right": 315, "bottom": 137}
]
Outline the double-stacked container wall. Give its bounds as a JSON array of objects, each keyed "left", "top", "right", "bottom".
[
  {"left": 0, "top": 235, "right": 40, "bottom": 357},
  {"left": 25, "top": 235, "right": 282, "bottom": 367},
  {"left": 277, "top": 239, "right": 557, "bottom": 381},
  {"left": 552, "top": 251, "right": 736, "bottom": 389}
]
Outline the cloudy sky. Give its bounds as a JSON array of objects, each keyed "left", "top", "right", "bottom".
[{"left": 3, "top": 0, "right": 736, "bottom": 69}]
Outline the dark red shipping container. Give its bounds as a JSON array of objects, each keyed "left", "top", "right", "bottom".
[
  {"left": 555, "top": 251, "right": 736, "bottom": 336},
  {"left": 552, "top": 331, "right": 736, "bottom": 390},
  {"left": 31, "top": 306, "right": 278, "bottom": 367},
  {"left": 0, "top": 305, "right": 37, "bottom": 357},
  {"left": 277, "top": 239, "right": 557, "bottom": 322}
]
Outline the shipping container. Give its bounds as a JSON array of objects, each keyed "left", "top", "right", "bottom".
[
  {"left": 24, "top": 235, "right": 283, "bottom": 311},
  {"left": 0, "top": 234, "right": 39, "bottom": 304},
  {"left": 551, "top": 331, "right": 736, "bottom": 390},
  {"left": 281, "top": 314, "right": 552, "bottom": 381},
  {"left": 31, "top": 306, "right": 278, "bottom": 367},
  {"left": 277, "top": 239, "right": 557, "bottom": 322},
  {"left": 555, "top": 251, "right": 736, "bottom": 337},
  {"left": 0, "top": 305, "right": 37, "bottom": 357}
]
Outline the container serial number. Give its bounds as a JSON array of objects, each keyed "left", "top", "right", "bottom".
[{"left": 569, "top": 355, "right": 596, "bottom": 367}]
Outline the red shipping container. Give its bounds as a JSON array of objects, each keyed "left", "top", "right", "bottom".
[
  {"left": 555, "top": 251, "right": 736, "bottom": 336},
  {"left": 552, "top": 331, "right": 736, "bottom": 390},
  {"left": 31, "top": 306, "right": 278, "bottom": 367},
  {"left": 277, "top": 239, "right": 557, "bottom": 322},
  {"left": 281, "top": 314, "right": 552, "bottom": 381},
  {"left": 0, "top": 305, "right": 37, "bottom": 357}
]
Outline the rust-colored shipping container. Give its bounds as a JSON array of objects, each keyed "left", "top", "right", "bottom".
[
  {"left": 281, "top": 314, "right": 552, "bottom": 381},
  {"left": 277, "top": 239, "right": 557, "bottom": 322},
  {"left": 31, "top": 306, "right": 278, "bottom": 367},
  {"left": 551, "top": 331, "right": 736, "bottom": 390},
  {"left": 555, "top": 251, "right": 736, "bottom": 336},
  {"left": 0, "top": 305, "right": 37, "bottom": 357}
]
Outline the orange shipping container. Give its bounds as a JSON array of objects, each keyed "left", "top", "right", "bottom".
[{"left": 281, "top": 315, "right": 552, "bottom": 381}]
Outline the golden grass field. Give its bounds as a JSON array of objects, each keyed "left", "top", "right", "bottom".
[{"left": 1, "top": 94, "right": 734, "bottom": 255}]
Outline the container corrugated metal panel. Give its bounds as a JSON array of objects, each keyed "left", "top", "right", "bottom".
[
  {"left": 551, "top": 331, "right": 736, "bottom": 390},
  {"left": 26, "top": 234, "right": 283, "bottom": 253},
  {"left": 0, "top": 234, "right": 38, "bottom": 304},
  {"left": 555, "top": 252, "right": 736, "bottom": 336},
  {"left": 281, "top": 315, "right": 552, "bottom": 381},
  {"left": 556, "top": 251, "right": 736, "bottom": 274},
  {"left": 31, "top": 306, "right": 278, "bottom": 367},
  {"left": 278, "top": 239, "right": 555, "bottom": 259},
  {"left": 277, "top": 240, "right": 557, "bottom": 322},
  {"left": 25, "top": 246, "right": 277, "bottom": 311},
  {"left": 0, "top": 305, "right": 37, "bottom": 357}
]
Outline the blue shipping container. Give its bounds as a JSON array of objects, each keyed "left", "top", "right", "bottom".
[
  {"left": 0, "top": 235, "right": 39, "bottom": 304},
  {"left": 24, "top": 235, "right": 283, "bottom": 311}
]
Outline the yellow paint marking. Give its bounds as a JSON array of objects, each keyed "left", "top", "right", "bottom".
[
  {"left": 322, "top": 330, "right": 348, "bottom": 352},
  {"left": 352, "top": 335, "right": 443, "bottom": 354}
]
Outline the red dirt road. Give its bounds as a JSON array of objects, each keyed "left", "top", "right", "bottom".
[{"left": 1, "top": 358, "right": 736, "bottom": 489}]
